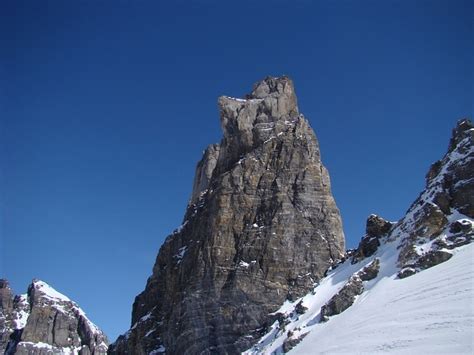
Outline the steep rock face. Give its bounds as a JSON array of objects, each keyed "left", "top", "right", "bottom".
[
  {"left": 111, "top": 76, "right": 345, "bottom": 354},
  {"left": 0, "top": 279, "right": 108, "bottom": 354}
]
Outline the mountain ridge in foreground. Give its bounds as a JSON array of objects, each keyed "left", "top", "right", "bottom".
[{"left": 244, "top": 117, "right": 474, "bottom": 354}]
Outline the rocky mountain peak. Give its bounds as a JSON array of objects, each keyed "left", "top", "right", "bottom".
[
  {"left": 447, "top": 118, "right": 473, "bottom": 153},
  {"left": 216, "top": 77, "right": 301, "bottom": 171},
  {"left": 0, "top": 279, "right": 108, "bottom": 355},
  {"left": 110, "top": 76, "right": 345, "bottom": 354},
  {"left": 351, "top": 117, "right": 474, "bottom": 277}
]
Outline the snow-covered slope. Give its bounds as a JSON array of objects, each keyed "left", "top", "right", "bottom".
[
  {"left": 245, "top": 239, "right": 473, "bottom": 354},
  {"left": 296, "top": 243, "right": 473, "bottom": 354},
  {"left": 244, "top": 118, "right": 474, "bottom": 354}
]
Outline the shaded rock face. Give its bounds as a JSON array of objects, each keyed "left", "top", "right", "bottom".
[
  {"left": 357, "top": 258, "right": 380, "bottom": 281},
  {"left": 320, "top": 258, "right": 379, "bottom": 322},
  {"left": 366, "top": 215, "right": 393, "bottom": 238},
  {"left": 0, "top": 280, "right": 14, "bottom": 354},
  {"left": 111, "top": 76, "right": 345, "bottom": 354},
  {"left": 282, "top": 332, "right": 308, "bottom": 353},
  {"left": 0, "top": 279, "right": 108, "bottom": 354},
  {"left": 352, "top": 215, "right": 393, "bottom": 263},
  {"left": 320, "top": 275, "right": 364, "bottom": 322},
  {"left": 395, "top": 119, "right": 474, "bottom": 274}
]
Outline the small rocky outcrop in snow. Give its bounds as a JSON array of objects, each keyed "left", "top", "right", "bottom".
[
  {"left": 352, "top": 215, "right": 393, "bottom": 263},
  {"left": 0, "top": 279, "right": 108, "bottom": 355},
  {"left": 320, "top": 259, "right": 379, "bottom": 322},
  {"left": 320, "top": 275, "right": 364, "bottom": 322}
]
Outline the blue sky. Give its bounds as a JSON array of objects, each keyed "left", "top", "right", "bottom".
[{"left": 2, "top": 0, "right": 472, "bottom": 342}]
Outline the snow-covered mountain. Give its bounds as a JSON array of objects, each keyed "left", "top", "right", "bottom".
[
  {"left": 0, "top": 279, "right": 108, "bottom": 354},
  {"left": 245, "top": 118, "right": 474, "bottom": 354}
]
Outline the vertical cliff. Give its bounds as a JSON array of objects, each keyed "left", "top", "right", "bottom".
[{"left": 110, "top": 76, "right": 345, "bottom": 354}]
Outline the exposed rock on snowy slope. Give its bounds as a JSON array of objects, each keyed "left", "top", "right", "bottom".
[
  {"left": 245, "top": 119, "right": 473, "bottom": 354},
  {"left": 396, "top": 118, "right": 474, "bottom": 276},
  {"left": 0, "top": 279, "right": 108, "bottom": 354},
  {"left": 110, "top": 76, "right": 345, "bottom": 354}
]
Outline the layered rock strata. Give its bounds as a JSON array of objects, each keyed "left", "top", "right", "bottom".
[
  {"left": 110, "top": 76, "right": 345, "bottom": 354},
  {"left": 0, "top": 279, "right": 108, "bottom": 354}
]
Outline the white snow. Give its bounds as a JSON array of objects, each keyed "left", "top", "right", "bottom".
[
  {"left": 140, "top": 312, "right": 153, "bottom": 322},
  {"left": 149, "top": 345, "right": 166, "bottom": 354},
  {"left": 294, "top": 244, "right": 474, "bottom": 354},
  {"left": 239, "top": 261, "right": 250, "bottom": 268},
  {"left": 174, "top": 246, "right": 188, "bottom": 264},
  {"left": 12, "top": 294, "right": 30, "bottom": 329},
  {"left": 223, "top": 96, "right": 263, "bottom": 103},
  {"left": 244, "top": 242, "right": 474, "bottom": 354},
  {"left": 145, "top": 328, "right": 156, "bottom": 337},
  {"left": 34, "top": 280, "right": 71, "bottom": 302},
  {"left": 30, "top": 280, "right": 105, "bottom": 338}
]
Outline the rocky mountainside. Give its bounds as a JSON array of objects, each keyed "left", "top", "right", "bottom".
[
  {"left": 110, "top": 76, "right": 346, "bottom": 354},
  {"left": 0, "top": 279, "right": 108, "bottom": 354},
  {"left": 245, "top": 118, "right": 473, "bottom": 354}
]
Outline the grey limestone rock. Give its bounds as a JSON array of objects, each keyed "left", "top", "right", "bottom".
[
  {"left": 0, "top": 279, "right": 14, "bottom": 354},
  {"left": 320, "top": 275, "right": 364, "bottom": 322},
  {"left": 352, "top": 215, "right": 392, "bottom": 263},
  {"left": 110, "top": 76, "right": 345, "bottom": 355},
  {"left": 366, "top": 215, "right": 393, "bottom": 238},
  {"left": 357, "top": 258, "right": 380, "bottom": 281},
  {"left": 282, "top": 332, "right": 308, "bottom": 353},
  {"left": 0, "top": 279, "right": 108, "bottom": 355},
  {"left": 397, "top": 119, "right": 474, "bottom": 273}
]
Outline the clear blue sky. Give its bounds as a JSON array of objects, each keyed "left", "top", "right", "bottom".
[{"left": 2, "top": 0, "right": 472, "bottom": 342}]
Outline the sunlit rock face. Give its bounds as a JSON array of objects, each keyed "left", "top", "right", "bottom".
[
  {"left": 110, "top": 76, "right": 345, "bottom": 355},
  {"left": 0, "top": 279, "right": 108, "bottom": 355}
]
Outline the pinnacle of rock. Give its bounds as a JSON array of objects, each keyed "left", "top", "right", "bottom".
[{"left": 110, "top": 76, "right": 345, "bottom": 355}]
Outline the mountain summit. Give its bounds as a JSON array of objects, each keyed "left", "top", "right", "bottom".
[
  {"left": 0, "top": 279, "right": 108, "bottom": 354},
  {"left": 110, "top": 76, "right": 345, "bottom": 354}
]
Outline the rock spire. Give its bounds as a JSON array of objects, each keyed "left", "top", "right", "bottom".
[{"left": 110, "top": 76, "right": 345, "bottom": 354}]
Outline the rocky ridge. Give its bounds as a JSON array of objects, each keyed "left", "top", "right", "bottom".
[
  {"left": 245, "top": 118, "right": 473, "bottom": 354},
  {"left": 110, "top": 76, "right": 346, "bottom": 354},
  {"left": 0, "top": 279, "right": 108, "bottom": 355}
]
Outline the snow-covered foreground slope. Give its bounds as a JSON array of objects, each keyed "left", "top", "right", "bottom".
[
  {"left": 245, "top": 241, "right": 473, "bottom": 354},
  {"left": 295, "top": 243, "right": 473, "bottom": 354},
  {"left": 245, "top": 119, "right": 474, "bottom": 354}
]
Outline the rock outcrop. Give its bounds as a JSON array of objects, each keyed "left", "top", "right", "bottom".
[
  {"left": 320, "top": 258, "right": 379, "bottom": 322},
  {"left": 395, "top": 118, "right": 474, "bottom": 275},
  {"left": 351, "top": 119, "right": 473, "bottom": 274},
  {"left": 320, "top": 275, "right": 364, "bottom": 322},
  {"left": 0, "top": 279, "right": 108, "bottom": 354},
  {"left": 352, "top": 215, "right": 393, "bottom": 263},
  {"left": 244, "top": 118, "right": 473, "bottom": 354},
  {"left": 110, "top": 76, "right": 345, "bottom": 354}
]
